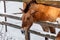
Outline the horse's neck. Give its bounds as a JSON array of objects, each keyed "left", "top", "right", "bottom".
[{"left": 32, "top": 4, "right": 49, "bottom": 13}]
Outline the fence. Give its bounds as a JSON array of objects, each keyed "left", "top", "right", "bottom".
[{"left": 0, "top": 13, "right": 60, "bottom": 40}]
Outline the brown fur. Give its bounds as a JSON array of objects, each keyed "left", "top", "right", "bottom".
[
  {"left": 21, "top": 1, "right": 60, "bottom": 32},
  {"left": 28, "top": 3, "right": 60, "bottom": 22}
]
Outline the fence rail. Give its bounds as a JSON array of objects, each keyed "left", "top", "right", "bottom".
[
  {"left": 0, "top": 14, "right": 22, "bottom": 20},
  {"left": 0, "top": 14, "right": 60, "bottom": 28},
  {"left": 0, "top": 13, "right": 60, "bottom": 40},
  {"left": 0, "top": 21, "right": 56, "bottom": 39}
]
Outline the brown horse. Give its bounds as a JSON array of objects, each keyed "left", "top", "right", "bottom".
[{"left": 20, "top": 0, "right": 60, "bottom": 34}]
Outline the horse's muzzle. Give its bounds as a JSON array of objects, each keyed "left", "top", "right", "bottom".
[{"left": 21, "top": 28, "right": 25, "bottom": 34}]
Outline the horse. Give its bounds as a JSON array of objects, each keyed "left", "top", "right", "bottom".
[{"left": 20, "top": 0, "right": 60, "bottom": 34}]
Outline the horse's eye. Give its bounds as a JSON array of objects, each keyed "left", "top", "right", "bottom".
[{"left": 27, "top": 17, "right": 30, "bottom": 20}]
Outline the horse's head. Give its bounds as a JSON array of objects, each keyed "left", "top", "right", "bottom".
[
  {"left": 22, "top": 10, "right": 34, "bottom": 29},
  {"left": 20, "top": 7, "right": 37, "bottom": 34},
  {"left": 20, "top": 1, "right": 37, "bottom": 34}
]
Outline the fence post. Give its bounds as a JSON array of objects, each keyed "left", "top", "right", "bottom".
[
  {"left": 3, "top": 0, "right": 7, "bottom": 32},
  {"left": 25, "top": 29, "right": 30, "bottom": 40}
]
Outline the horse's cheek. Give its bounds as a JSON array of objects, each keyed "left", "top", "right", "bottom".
[{"left": 30, "top": 17, "right": 34, "bottom": 23}]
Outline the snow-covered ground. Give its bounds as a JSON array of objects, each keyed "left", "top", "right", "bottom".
[{"left": 0, "top": 1, "right": 60, "bottom": 40}]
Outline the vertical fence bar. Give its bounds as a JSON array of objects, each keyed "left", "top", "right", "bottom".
[
  {"left": 3, "top": 0, "right": 7, "bottom": 32},
  {"left": 25, "top": 29, "right": 30, "bottom": 40}
]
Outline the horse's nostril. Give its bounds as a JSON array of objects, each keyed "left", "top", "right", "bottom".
[{"left": 21, "top": 30, "right": 25, "bottom": 34}]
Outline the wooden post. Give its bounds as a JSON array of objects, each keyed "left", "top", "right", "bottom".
[
  {"left": 25, "top": 29, "right": 30, "bottom": 40},
  {"left": 3, "top": 0, "right": 7, "bottom": 32},
  {"left": 45, "top": 37, "right": 48, "bottom": 40}
]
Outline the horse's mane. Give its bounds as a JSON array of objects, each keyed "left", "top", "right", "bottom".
[
  {"left": 23, "top": 2, "right": 31, "bottom": 13},
  {"left": 23, "top": 0, "right": 37, "bottom": 13},
  {"left": 23, "top": 0, "right": 60, "bottom": 13},
  {"left": 40, "top": 3, "right": 60, "bottom": 8}
]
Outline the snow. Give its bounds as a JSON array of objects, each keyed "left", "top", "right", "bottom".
[{"left": 0, "top": 1, "right": 60, "bottom": 40}]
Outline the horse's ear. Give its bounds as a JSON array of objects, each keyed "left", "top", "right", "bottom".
[
  {"left": 19, "top": 8, "right": 25, "bottom": 13},
  {"left": 19, "top": 8, "right": 24, "bottom": 12},
  {"left": 23, "top": 2, "right": 27, "bottom": 9}
]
